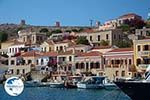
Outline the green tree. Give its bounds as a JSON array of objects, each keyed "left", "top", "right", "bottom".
[
  {"left": 0, "top": 32, "right": 8, "bottom": 42},
  {"left": 76, "top": 36, "right": 90, "bottom": 45},
  {"left": 39, "top": 28, "right": 53, "bottom": 37},
  {"left": 65, "top": 30, "right": 72, "bottom": 33},
  {"left": 51, "top": 29, "right": 62, "bottom": 33},
  {"left": 115, "top": 40, "right": 132, "bottom": 48},
  {"left": 118, "top": 24, "right": 130, "bottom": 32},
  {"left": 100, "top": 40, "right": 109, "bottom": 46},
  {"left": 71, "top": 29, "right": 79, "bottom": 32},
  {"left": 40, "top": 28, "right": 49, "bottom": 33}
]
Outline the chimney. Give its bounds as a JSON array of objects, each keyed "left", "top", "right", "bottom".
[
  {"left": 20, "top": 20, "right": 26, "bottom": 26},
  {"left": 96, "top": 21, "right": 100, "bottom": 27},
  {"left": 55, "top": 21, "right": 60, "bottom": 27}
]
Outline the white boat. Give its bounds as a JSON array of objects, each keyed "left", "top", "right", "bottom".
[
  {"left": 49, "top": 81, "right": 64, "bottom": 88},
  {"left": 103, "top": 78, "right": 118, "bottom": 90},
  {"left": 77, "top": 76, "right": 105, "bottom": 89}
]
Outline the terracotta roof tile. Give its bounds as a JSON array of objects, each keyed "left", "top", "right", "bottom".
[
  {"left": 77, "top": 51, "right": 102, "bottom": 57},
  {"left": 119, "top": 13, "right": 141, "bottom": 19},
  {"left": 21, "top": 50, "right": 42, "bottom": 57},
  {"left": 58, "top": 50, "right": 80, "bottom": 55},
  {"left": 108, "top": 48, "right": 133, "bottom": 52},
  {"left": 42, "top": 52, "right": 58, "bottom": 56},
  {"left": 93, "top": 46, "right": 112, "bottom": 49}
]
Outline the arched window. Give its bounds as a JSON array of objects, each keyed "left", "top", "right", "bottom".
[
  {"left": 90, "top": 62, "right": 94, "bottom": 69},
  {"left": 95, "top": 62, "right": 100, "bottom": 69},
  {"left": 76, "top": 63, "right": 79, "bottom": 69},
  {"left": 121, "top": 71, "right": 125, "bottom": 77},
  {"left": 81, "top": 62, "right": 85, "bottom": 69},
  {"left": 137, "top": 59, "right": 141, "bottom": 66}
]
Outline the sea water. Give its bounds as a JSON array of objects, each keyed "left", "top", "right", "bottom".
[{"left": 0, "top": 85, "right": 131, "bottom": 100}]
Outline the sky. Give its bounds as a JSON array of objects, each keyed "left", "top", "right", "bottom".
[{"left": 0, "top": 0, "right": 150, "bottom": 26}]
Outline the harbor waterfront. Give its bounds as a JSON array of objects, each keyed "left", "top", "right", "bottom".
[{"left": 0, "top": 85, "right": 131, "bottom": 100}]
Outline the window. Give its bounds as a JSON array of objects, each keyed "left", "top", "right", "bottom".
[
  {"left": 17, "top": 69, "right": 20, "bottom": 75},
  {"left": 36, "top": 60, "right": 38, "bottom": 65},
  {"left": 11, "top": 60, "right": 15, "bottom": 65},
  {"left": 90, "top": 62, "right": 94, "bottom": 69},
  {"left": 81, "top": 50, "right": 84, "bottom": 52},
  {"left": 86, "top": 62, "right": 89, "bottom": 71},
  {"left": 125, "top": 59, "right": 127, "bottom": 64},
  {"left": 33, "top": 36, "right": 34, "bottom": 42},
  {"left": 68, "top": 66, "right": 71, "bottom": 71},
  {"left": 60, "top": 46, "right": 63, "bottom": 51},
  {"left": 64, "top": 67, "right": 67, "bottom": 71},
  {"left": 15, "top": 48, "right": 18, "bottom": 52},
  {"left": 49, "top": 47, "right": 51, "bottom": 51},
  {"left": 129, "top": 59, "right": 132, "bottom": 65},
  {"left": 114, "top": 34, "right": 116, "bottom": 39},
  {"left": 9, "top": 48, "right": 11, "bottom": 53},
  {"left": 141, "top": 31, "right": 143, "bottom": 36},
  {"left": 22, "top": 69, "right": 25, "bottom": 74},
  {"left": 11, "top": 69, "right": 14, "bottom": 74},
  {"left": 98, "top": 35, "right": 100, "bottom": 41},
  {"left": 106, "top": 34, "right": 109, "bottom": 40},
  {"left": 56, "top": 46, "right": 59, "bottom": 51},
  {"left": 44, "top": 47, "right": 46, "bottom": 52},
  {"left": 138, "top": 45, "right": 141, "bottom": 51},
  {"left": 136, "top": 59, "right": 141, "bottom": 66},
  {"left": 95, "top": 62, "right": 100, "bottom": 69},
  {"left": 76, "top": 63, "right": 79, "bottom": 69},
  {"left": 115, "top": 71, "right": 119, "bottom": 76},
  {"left": 111, "top": 60, "right": 114, "bottom": 64},
  {"left": 41, "top": 59, "right": 44, "bottom": 65},
  {"left": 69, "top": 56, "right": 72, "bottom": 62},
  {"left": 144, "top": 45, "right": 149, "bottom": 51},
  {"left": 90, "top": 36, "right": 93, "bottom": 41},
  {"left": 23, "top": 37, "right": 25, "bottom": 42},
  {"left": 81, "top": 63, "right": 85, "bottom": 69},
  {"left": 121, "top": 71, "right": 125, "bottom": 77},
  {"left": 12, "top": 48, "right": 14, "bottom": 53},
  {"left": 28, "top": 60, "right": 32, "bottom": 64}
]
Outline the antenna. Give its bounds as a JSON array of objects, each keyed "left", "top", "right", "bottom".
[{"left": 89, "top": 19, "right": 93, "bottom": 27}]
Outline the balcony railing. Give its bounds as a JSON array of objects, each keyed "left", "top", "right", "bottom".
[{"left": 138, "top": 51, "right": 150, "bottom": 57}]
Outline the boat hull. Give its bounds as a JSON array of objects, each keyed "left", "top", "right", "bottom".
[
  {"left": 104, "top": 83, "right": 118, "bottom": 90},
  {"left": 49, "top": 83, "right": 64, "bottom": 88},
  {"left": 115, "top": 81, "right": 150, "bottom": 100},
  {"left": 77, "top": 83, "right": 104, "bottom": 89}
]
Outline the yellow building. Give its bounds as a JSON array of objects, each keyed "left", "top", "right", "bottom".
[
  {"left": 133, "top": 39, "right": 150, "bottom": 72},
  {"left": 40, "top": 40, "right": 54, "bottom": 52}
]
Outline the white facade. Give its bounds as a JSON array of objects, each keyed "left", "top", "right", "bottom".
[
  {"left": 67, "top": 45, "right": 92, "bottom": 53},
  {"left": 7, "top": 44, "right": 25, "bottom": 57},
  {"left": 54, "top": 43, "right": 68, "bottom": 52}
]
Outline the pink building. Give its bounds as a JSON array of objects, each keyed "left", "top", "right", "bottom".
[{"left": 103, "top": 48, "right": 136, "bottom": 81}]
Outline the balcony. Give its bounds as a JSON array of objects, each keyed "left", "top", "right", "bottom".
[
  {"left": 138, "top": 51, "right": 150, "bottom": 57},
  {"left": 138, "top": 64, "right": 149, "bottom": 69}
]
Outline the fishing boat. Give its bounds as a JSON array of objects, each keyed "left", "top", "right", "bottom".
[
  {"left": 25, "top": 80, "right": 45, "bottom": 87},
  {"left": 64, "top": 76, "right": 82, "bottom": 89},
  {"left": 77, "top": 76, "right": 105, "bottom": 89}
]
